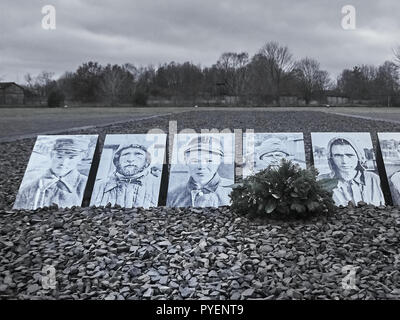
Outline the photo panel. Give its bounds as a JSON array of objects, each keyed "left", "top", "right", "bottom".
[
  {"left": 243, "top": 132, "right": 306, "bottom": 177},
  {"left": 13, "top": 135, "right": 98, "bottom": 210},
  {"left": 90, "top": 134, "right": 166, "bottom": 208},
  {"left": 311, "top": 132, "right": 384, "bottom": 207},
  {"left": 378, "top": 132, "right": 400, "bottom": 205},
  {"left": 167, "top": 133, "right": 235, "bottom": 208}
]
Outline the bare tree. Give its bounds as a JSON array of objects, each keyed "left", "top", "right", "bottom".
[
  {"left": 73, "top": 61, "right": 104, "bottom": 102},
  {"left": 23, "top": 71, "right": 56, "bottom": 98},
  {"left": 24, "top": 73, "right": 34, "bottom": 88},
  {"left": 393, "top": 46, "right": 400, "bottom": 68},
  {"left": 258, "top": 41, "right": 294, "bottom": 103},
  {"left": 121, "top": 63, "right": 140, "bottom": 101},
  {"left": 216, "top": 52, "right": 249, "bottom": 97},
  {"left": 294, "top": 57, "right": 331, "bottom": 104},
  {"left": 235, "top": 52, "right": 250, "bottom": 97},
  {"left": 36, "top": 71, "right": 55, "bottom": 97},
  {"left": 100, "top": 64, "right": 129, "bottom": 106},
  {"left": 57, "top": 71, "right": 76, "bottom": 100},
  {"left": 136, "top": 65, "right": 156, "bottom": 93},
  {"left": 246, "top": 54, "right": 274, "bottom": 98},
  {"left": 375, "top": 61, "right": 399, "bottom": 107},
  {"left": 337, "top": 64, "right": 378, "bottom": 100}
]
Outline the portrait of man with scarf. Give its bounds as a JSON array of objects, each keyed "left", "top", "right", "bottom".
[
  {"left": 90, "top": 143, "right": 161, "bottom": 208},
  {"left": 318, "top": 135, "right": 384, "bottom": 207},
  {"left": 167, "top": 135, "right": 234, "bottom": 208}
]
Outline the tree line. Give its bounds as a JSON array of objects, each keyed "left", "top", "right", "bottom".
[{"left": 23, "top": 41, "right": 400, "bottom": 107}]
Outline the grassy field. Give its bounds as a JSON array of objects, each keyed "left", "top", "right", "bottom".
[
  {"left": 1, "top": 105, "right": 400, "bottom": 142},
  {"left": 0, "top": 107, "right": 192, "bottom": 141}
]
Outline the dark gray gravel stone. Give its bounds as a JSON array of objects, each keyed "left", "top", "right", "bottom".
[{"left": 2, "top": 111, "right": 400, "bottom": 299}]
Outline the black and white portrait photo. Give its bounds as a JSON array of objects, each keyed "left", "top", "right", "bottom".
[
  {"left": 378, "top": 133, "right": 400, "bottom": 205},
  {"left": 90, "top": 134, "right": 166, "bottom": 208},
  {"left": 13, "top": 135, "right": 98, "bottom": 210},
  {"left": 243, "top": 133, "right": 306, "bottom": 177},
  {"left": 311, "top": 132, "right": 384, "bottom": 207},
  {"left": 167, "top": 133, "right": 235, "bottom": 208}
]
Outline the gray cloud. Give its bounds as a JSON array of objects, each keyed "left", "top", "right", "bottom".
[{"left": 0, "top": 0, "right": 399, "bottom": 83}]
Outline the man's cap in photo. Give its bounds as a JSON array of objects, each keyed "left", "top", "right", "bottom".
[
  {"left": 258, "top": 137, "right": 289, "bottom": 159},
  {"left": 184, "top": 135, "right": 224, "bottom": 157},
  {"left": 53, "top": 137, "right": 89, "bottom": 154}
]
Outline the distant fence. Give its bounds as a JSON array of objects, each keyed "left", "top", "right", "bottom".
[
  {"left": 147, "top": 95, "right": 400, "bottom": 108},
  {"left": 5, "top": 94, "right": 400, "bottom": 108}
]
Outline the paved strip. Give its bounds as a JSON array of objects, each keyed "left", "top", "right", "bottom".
[{"left": 326, "top": 111, "right": 400, "bottom": 125}]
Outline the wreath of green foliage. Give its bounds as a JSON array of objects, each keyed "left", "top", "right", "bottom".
[{"left": 230, "top": 159, "right": 335, "bottom": 219}]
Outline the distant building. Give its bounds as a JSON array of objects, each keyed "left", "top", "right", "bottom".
[
  {"left": 279, "top": 96, "right": 297, "bottom": 106},
  {"left": 279, "top": 96, "right": 306, "bottom": 106},
  {"left": 0, "top": 82, "right": 25, "bottom": 105},
  {"left": 325, "top": 90, "right": 349, "bottom": 106}
]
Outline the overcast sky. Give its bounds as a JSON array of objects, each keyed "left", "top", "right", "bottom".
[{"left": 0, "top": 0, "right": 399, "bottom": 83}]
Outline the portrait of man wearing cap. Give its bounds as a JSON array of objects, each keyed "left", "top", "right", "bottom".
[
  {"left": 91, "top": 143, "right": 161, "bottom": 208},
  {"left": 14, "top": 136, "right": 96, "bottom": 210},
  {"left": 167, "top": 135, "right": 234, "bottom": 208},
  {"left": 317, "top": 135, "right": 384, "bottom": 206},
  {"left": 257, "top": 137, "right": 291, "bottom": 168},
  {"left": 243, "top": 133, "right": 306, "bottom": 177}
]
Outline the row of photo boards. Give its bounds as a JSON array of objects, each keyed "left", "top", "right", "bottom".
[{"left": 12, "top": 132, "right": 400, "bottom": 210}]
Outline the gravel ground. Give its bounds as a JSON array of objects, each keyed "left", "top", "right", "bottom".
[
  {"left": 0, "top": 204, "right": 399, "bottom": 300},
  {"left": 1, "top": 110, "right": 400, "bottom": 300}
]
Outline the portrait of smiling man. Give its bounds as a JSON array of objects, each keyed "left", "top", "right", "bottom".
[
  {"left": 259, "top": 137, "right": 290, "bottom": 168},
  {"left": 90, "top": 134, "right": 166, "bottom": 209},
  {"left": 242, "top": 133, "right": 306, "bottom": 177},
  {"left": 313, "top": 133, "right": 384, "bottom": 207},
  {"left": 167, "top": 134, "right": 234, "bottom": 208}
]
